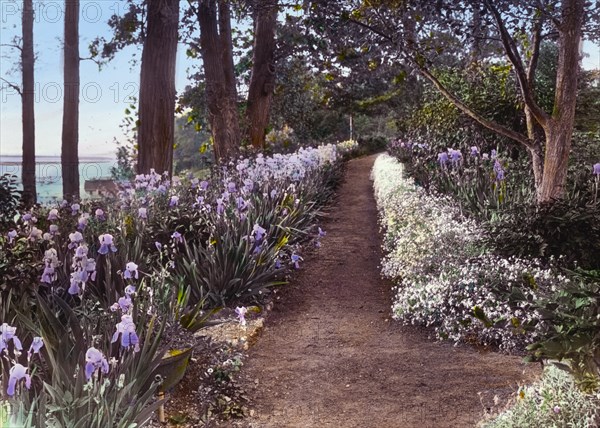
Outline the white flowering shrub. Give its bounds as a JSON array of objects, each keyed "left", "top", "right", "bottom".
[
  {"left": 336, "top": 139, "right": 359, "bottom": 157},
  {"left": 372, "top": 154, "right": 567, "bottom": 353},
  {"left": 481, "top": 365, "right": 600, "bottom": 428}
]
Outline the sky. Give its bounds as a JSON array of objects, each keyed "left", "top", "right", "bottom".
[
  {"left": 0, "top": 0, "right": 195, "bottom": 158},
  {"left": 0, "top": 1, "right": 599, "bottom": 159}
]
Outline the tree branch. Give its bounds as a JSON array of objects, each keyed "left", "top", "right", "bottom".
[
  {"left": 484, "top": 0, "right": 550, "bottom": 128},
  {"left": 417, "top": 66, "right": 534, "bottom": 149},
  {"left": 0, "top": 43, "right": 22, "bottom": 52},
  {"left": 344, "top": 16, "right": 394, "bottom": 44},
  {"left": 0, "top": 77, "right": 22, "bottom": 95},
  {"left": 527, "top": 16, "right": 544, "bottom": 86}
]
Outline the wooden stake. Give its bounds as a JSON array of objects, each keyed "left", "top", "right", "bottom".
[{"left": 158, "top": 391, "right": 165, "bottom": 423}]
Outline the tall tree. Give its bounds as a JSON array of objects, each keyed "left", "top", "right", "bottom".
[
  {"left": 196, "top": 0, "right": 241, "bottom": 161},
  {"left": 21, "top": 0, "right": 36, "bottom": 206},
  {"left": 61, "top": 0, "right": 80, "bottom": 200},
  {"left": 246, "top": 0, "right": 278, "bottom": 149},
  {"left": 137, "top": 0, "right": 180, "bottom": 176}
]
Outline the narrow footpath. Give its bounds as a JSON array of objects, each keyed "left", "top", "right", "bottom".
[{"left": 237, "top": 155, "right": 537, "bottom": 428}]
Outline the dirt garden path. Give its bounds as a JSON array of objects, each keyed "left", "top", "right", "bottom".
[{"left": 236, "top": 155, "right": 538, "bottom": 428}]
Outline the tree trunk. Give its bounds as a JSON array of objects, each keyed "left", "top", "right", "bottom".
[
  {"left": 61, "top": 0, "right": 80, "bottom": 201},
  {"left": 246, "top": 0, "right": 278, "bottom": 150},
  {"left": 537, "top": 0, "right": 583, "bottom": 203},
  {"left": 21, "top": 0, "right": 36, "bottom": 206},
  {"left": 137, "top": 0, "right": 180, "bottom": 176},
  {"left": 198, "top": 0, "right": 240, "bottom": 162}
]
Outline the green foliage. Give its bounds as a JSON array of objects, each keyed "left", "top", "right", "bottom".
[
  {"left": 485, "top": 198, "right": 600, "bottom": 270},
  {"left": 0, "top": 174, "right": 21, "bottom": 231},
  {"left": 482, "top": 366, "right": 599, "bottom": 428},
  {"left": 173, "top": 116, "right": 213, "bottom": 174},
  {"left": 400, "top": 63, "right": 524, "bottom": 150},
  {"left": 510, "top": 270, "right": 600, "bottom": 393}
]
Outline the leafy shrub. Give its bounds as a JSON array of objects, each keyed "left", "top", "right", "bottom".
[
  {"left": 356, "top": 135, "right": 387, "bottom": 156},
  {"left": 482, "top": 366, "right": 599, "bottom": 428},
  {"left": 485, "top": 198, "right": 600, "bottom": 270},
  {"left": 511, "top": 269, "right": 600, "bottom": 393},
  {"left": 372, "top": 154, "right": 567, "bottom": 353},
  {"left": 0, "top": 174, "right": 21, "bottom": 232}
]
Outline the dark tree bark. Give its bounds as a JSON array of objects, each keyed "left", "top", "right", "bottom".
[
  {"left": 137, "top": 0, "right": 180, "bottom": 176},
  {"left": 246, "top": 0, "right": 278, "bottom": 150},
  {"left": 198, "top": 0, "right": 240, "bottom": 161},
  {"left": 61, "top": 0, "right": 80, "bottom": 201},
  {"left": 21, "top": 0, "right": 36, "bottom": 206},
  {"left": 537, "top": 0, "right": 584, "bottom": 202}
]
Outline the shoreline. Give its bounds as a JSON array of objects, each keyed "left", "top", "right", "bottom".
[{"left": 0, "top": 158, "right": 115, "bottom": 166}]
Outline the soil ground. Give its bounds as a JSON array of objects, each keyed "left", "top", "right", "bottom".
[{"left": 231, "top": 154, "right": 539, "bottom": 428}]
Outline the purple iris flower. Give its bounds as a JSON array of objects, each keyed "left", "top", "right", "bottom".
[
  {"left": 244, "top": 179, "right": 254, "bottom": 192},
  {"left": 169, "top": 195, "right": 179, "bottom": 207},
  {"left": 318, "top": 227, "right": 326, "bottom": 238},
  {"left": 0, "top": 323, "right": 23, "bottom": 352},
  {"left": 78, "top": 214, "right": 89, "bottom": 231},
  {"left": 28, "top": 337, "right": 44, "bottom": 358},
  {"left": 227, "top": 182, "right": 237, "bottom": 193},
  {"left": 124, "top": 285, "right": 136, "bottom": 296},
  {"left": 7, "top": 364, "right": 31, "bottom": 396},
  {"left": 85, "top": 347, "right": 109, "bottom": 380},
  {"left": 437, "top": 152, "right": 449, "bottom": 167},
  {"left": 171, "top": 231, "right": 183, "bottom": 244},
  {"left": 494, "top": 160, "right": 505, "bottom": 181},
  {"left": 49, "top": 224, "right": 59, "bottom": 235},
  {"left": 68, "top": 231, "right": 84, "bottom": 249},
  {"left": 191, "top": 178, "right": 199, "bottom": 188},
  {"left": 593, "top": 163, "right": 600, "bottom": 175},
  {"left": 48, "top": 208, "right": 60, "bottom": 221},
  {"left": 155, "top": 241, "right": 162, "bottom": 251},
  {"left": 449, "top": 149, "right": 462, "bottom": 164},
  {"left": 470, "top": 146, "right": 479, "bottom": 156},
  {"left": 235, "top": 307, "right": 247, "bottom": 326},
  {"left": 124, "top": 262, "right": 139, "bottom": 280},
  {"left": 236, "top": 197, "right": 247, "bottom": 211},
  {"left": 75, "top": 245, "right": 88, "bottom": 259},
  {"left": 216, "top": 198, "right": 225, "bottom": 215},
  {"left": 274, "top": 258, "right": 281, "bottom": 269},
  {"left": 68, "top": 273, "right": 82, "bottom": 295},
  {"left": 112, "top": 315, "right": 140, "bottom": 351},
  {"left": 111, "top": 296, "right": 133, "bottom": 313},
  {"left": 71, "top": 203, "right": 80, "bottom": 216},
  {"left": 84, "top": 258, "right": 97, "bottom": 281},
  {"left": 41, "top": 265, "right": 56, "bottom": 284},
  {"left": 291, "top": 253, "right": 302, "bottom": 269},
  {"left": 270, "top": 189, "right": 278, "bottom": 199},
  {"left": 138, "top": 207, "right": 148, "bottom": 219},
  {"left": 200, "top": 180, "right": 209, "bottom": 191},
  {"left": 95, "top": 208, "right": 105, "bottom": 221},
  {"left": 7, "top": 230, "right": 17, "bottom": 244},
  {"left": 28, "top": 227, "right": 42, "bottom": 242},
  {"left": 253, "top": 224, "right": 266, "bottom": 242},
  {"left": 491, "top": 149, "right": 497, "bottom": 159},
  {"left": 196, "top": 196, "right": 205, "bottom": 207},
  {"left": 98, "top": 234, "right": 117, "bottom": 255}
]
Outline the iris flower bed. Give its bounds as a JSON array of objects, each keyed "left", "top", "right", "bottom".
[{"left": 0, "top": 143, "right": 347, "bottom": 426}]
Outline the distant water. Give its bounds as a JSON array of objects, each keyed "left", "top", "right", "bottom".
[{"left": 0, "top": 156, "right": 118, "bottom": 203}]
